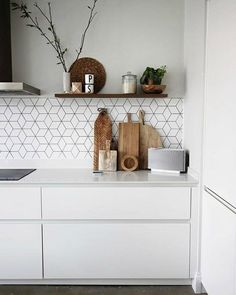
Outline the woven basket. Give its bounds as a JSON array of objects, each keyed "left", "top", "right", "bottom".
[{"left": 93, "top": 108, "right": 112, "bottom": 170}]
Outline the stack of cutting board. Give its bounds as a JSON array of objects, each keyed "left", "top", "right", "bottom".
[{"left": 118, "top": 111, "right": 162, "bottom": 170}]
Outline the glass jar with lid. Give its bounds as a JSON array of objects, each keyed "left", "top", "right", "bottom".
[{"left": 122, "top": 72, "right": 137, "bottom": 94}]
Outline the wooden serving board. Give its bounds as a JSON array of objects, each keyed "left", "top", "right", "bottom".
[
  {"left": 139, "top": 110, "right": 162, "bottom": 170},
  {"left": 118, "top": 113, "right": 140, "bottom": 171}
]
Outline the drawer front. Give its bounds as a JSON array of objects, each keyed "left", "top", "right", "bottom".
[
  {"left": 0, "top": 187, "right": 41, "bottom": 219},
  {"left": 43, "top": 223, "right": 190, "bottom": 279},
  {"left": 42, "top": 187, "right": 191, "bottom": 220},
  {"left": 0, "top": 224, "right": 42, "bottom": 279}
]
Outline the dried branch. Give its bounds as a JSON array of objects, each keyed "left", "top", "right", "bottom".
[
  {"left": 76, "top": 0, "right": 99, "bottom": 60},
  {"left": 11, "top": 2, "right": 68, "bottom": 72},
  {"left": 11, "top": 1, "right": 100, "bottom": 69},
  {"left": 34, "top": 2, "right": 68, "bottom": 71}
]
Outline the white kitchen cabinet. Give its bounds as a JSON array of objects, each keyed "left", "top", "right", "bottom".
[
  {"left": 0, "top": 187, "right": 41, "bottom": 219},
  {"left": 43, "top": 223, "right": 190, "bottom": 279},
  {"left": 42, "top": 187, "right": 191, "bottom": 220},
  {"left": 0, "top": 171, "right": 196, "bottom": 284},
  {"left": 0, "top": 224, "right": 42, "bottom": 279},
  {"left": 201, "top": 191, "right": 236, "bottom": 295},
  {"left": 203, "top": 0, "right": 236, "bottom": 207}
]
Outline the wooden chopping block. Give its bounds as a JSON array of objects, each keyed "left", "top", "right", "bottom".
[
  {"left": 99, "top": 140, "right": 117, "bottom": 172},
  {"left": 118, "top": 113, "right": 140, "bottom": 171},
  {"left": 139, "top": 110, "right": 162, "bottom": 170}
]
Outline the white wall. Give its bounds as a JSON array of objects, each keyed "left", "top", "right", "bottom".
[
  {"left": 184, "top": 0, "right": 206, "bottom": 174},
  {"left": 11, "top": 0, "right": 185, "bottom": 95}
]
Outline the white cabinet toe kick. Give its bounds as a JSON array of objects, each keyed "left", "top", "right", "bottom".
[{"left": 0, "top": 185, "right": 197, "bottom": 285}]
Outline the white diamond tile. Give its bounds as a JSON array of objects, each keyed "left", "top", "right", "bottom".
[
  {"left": 0, "top": 122, "right": 7, "bottom": 129},
  {"left": 23, "top": 114, "right": 33, "bottom": 122},
  {"left": 0, "top": 140, "right": 8, "bottom": 149},
  {"left": 168, "top": 129, "right": 179, "bottom": 137},
  {"left": 168, "top": 121, "right": 179, "bottom": 129},
  {"left": 6, "top": 138, "right": 13, "bottom": 150},
  {"left": 71, "top": 115, "right": 79, "bottom": 127},
  {"left": 168, "top": 98, "right": 179, "bottom": 106},
  {"left": 157, "top": 121, "right": 165, "bottom": 129},
  {"left": 50, "top": 106, "right": 60, "bottom": 114},
  {"left": 129, "top": 106, "right": 140, "bottom": 114},
  {"left": 140, "top": 106, "right": 152, "bottom": 113},
  {"left": 155, "top": 99, "right": 165, "bottom": 107},
  {"left": 0, "top": 106, "right": 7, "bottom": 114},
  {"left": 0, "top": 97, "right": 183, "bottom": 159},
  {"left": 97, "top": 99, "right": 106, "bottom": 109},
  {"left": 115, "top": 98, "right": 127, "bottom": 106},
  {"left": 23, "top": 136, "right": 34, "bottom": 145},
  {"left": 0, "top": 114, "right": 6, "bottom": 121},
  {"left": 4, "top": 108, "right": 12, "bottom": 120},
  {"left": 63, "top": 129, "right": 73, "bottom": 137},
  {"left": 37, "top": 129, "right": 47, "bottom": 137},
  {"left": 124, "top": 101, "right": 132, "bottom": 112},
  {"left": 10, "top": 129, "right": 20, "bottom": 137},
  {"left": 37, "top": 113, "right": 47, "bottom": 121},
  {"left": 89, "top": 113, "right": 98, "bottom": 122},
  {"left": 150, "top": 100, "right": 158, "bottom": 112},
  {"left": 5, "top": 123, "right": 13, "bottom": 135},
  {"left": 50, "top": 98, "right": 61, "bottom": 107},
  {"left": 76, "top": 137, "right": 87, "bottom": 144},
  {"left": 177, "top": 115, "right": 183, "bottom": 128},
  {"left": 139, "top": 98, "right": 152, "bottom": 106},
  {"left": 163, "top": 108, "right": 171, "bottom": 120},
  {"left": 10, "top": 121, "right": 21, "bottom": 129},
  {"left": 163, "top": 123, "right": 171, "bottom": 136},
  {"left": 143, "top": 113, "right": 153, "bottom": 122}
]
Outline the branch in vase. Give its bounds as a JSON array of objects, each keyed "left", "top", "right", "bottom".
[
  {"left": 76, "top": 0, "right": 99, "bottom": 60},
  {"left": 11, "top": 2, "right": 68, "bottom": 72}
]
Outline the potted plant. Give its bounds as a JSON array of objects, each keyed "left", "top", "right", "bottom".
[{"left": 140, "top": 66, "right": 167, "bottom": 94}]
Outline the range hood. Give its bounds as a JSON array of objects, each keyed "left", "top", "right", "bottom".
[
  {"left": 0, "top": 82, "right": 40, "bottom": 96},
  {"left": 0, "top": 0, "right": 41, "bottom": 96}
]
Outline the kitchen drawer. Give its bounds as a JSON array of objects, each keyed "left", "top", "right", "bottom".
[
  {"left": 43, "top": 223, "right": 190, "bottom": 279},
  {"left": 0, "top": 187, "right": 41, "bottom": 219},
  {"left": 42, "top": 187, "right": 191, "bottom": 220}
]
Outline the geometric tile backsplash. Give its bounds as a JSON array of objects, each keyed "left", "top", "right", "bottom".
[{"left": 0, "top": 97, "right": 183, "bottom": 160}]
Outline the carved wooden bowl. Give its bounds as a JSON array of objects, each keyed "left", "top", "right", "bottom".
[{"left": 142, "top": 84, "right": 166, "bottom": 94}]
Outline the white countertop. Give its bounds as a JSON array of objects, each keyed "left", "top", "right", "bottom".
[{"left": 0, "top": 169, "right": 198, "bottom": 187}]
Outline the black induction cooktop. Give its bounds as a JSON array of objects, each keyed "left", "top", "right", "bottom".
[{"left": 0, "top": 169, "right": 36, "bottom": 181}]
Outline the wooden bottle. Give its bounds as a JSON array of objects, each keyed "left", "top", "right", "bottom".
[{"left": 93, "top": 108, "right": 112, "bottom": 171}]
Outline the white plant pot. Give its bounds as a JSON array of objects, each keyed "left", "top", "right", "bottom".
[{"left": 63, "top": 72, "right": 71, "bottom": 93}]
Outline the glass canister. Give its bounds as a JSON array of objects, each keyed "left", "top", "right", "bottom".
[{"left": 122, "top": 72, "right": 137, "bottom": 94}]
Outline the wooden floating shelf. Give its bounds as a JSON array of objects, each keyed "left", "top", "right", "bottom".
[{"left": 54, "top": 93, "right": 168, "bottom": 98}]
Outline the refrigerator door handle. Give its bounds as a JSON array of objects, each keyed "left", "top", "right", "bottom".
[{"left": 204, "top": 186, "right": 236, "bottom": 215}]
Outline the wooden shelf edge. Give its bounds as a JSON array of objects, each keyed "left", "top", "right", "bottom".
[{"left": 54, "top": 93, "right": 168, "bottom": 98}]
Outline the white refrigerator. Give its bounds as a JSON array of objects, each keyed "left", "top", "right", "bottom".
[{"left": 201, "top": 0, "right": 236, "bottom": 294}]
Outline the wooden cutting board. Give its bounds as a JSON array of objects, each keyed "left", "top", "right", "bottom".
[
  {"left": 139, "top": 110, "right": 162, "bottom": 170},
  {"left": 118, "top": 113, "right": 140, "bottom": 171}
]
